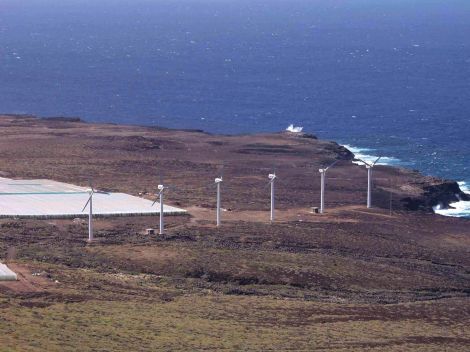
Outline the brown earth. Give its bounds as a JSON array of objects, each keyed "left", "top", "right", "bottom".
[{"left": 0, "top": 114, "right": 469, "bottom": 351}]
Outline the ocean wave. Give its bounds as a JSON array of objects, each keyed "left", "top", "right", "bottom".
[
  {"left": 341, "top": 144, "right": 401, "bottom": 166},
  {"left": 286, "top": 124, "right": 303, "bottom": 133},
  {"left": 433, "top": 200, "right": 470, "bottom": 218},
  {"left": 458, "top": 181, "right": 470, "bottom": 194},
  {"left": 433, "top": 181, "right": 470, "bottom": 218}
]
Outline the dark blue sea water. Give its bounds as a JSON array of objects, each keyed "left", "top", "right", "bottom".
[{"left": 1, "top": 0, "right": 469, "bottom": 215}]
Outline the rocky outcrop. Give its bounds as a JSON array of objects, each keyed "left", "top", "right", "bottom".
[
  {"left": 331, "top": 143, "right": 355, "bottom": 160},
  {"left": 402, "top": 180, "right": 470, "bottom": 212}
]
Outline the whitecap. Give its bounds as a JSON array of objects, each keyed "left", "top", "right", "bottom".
[
  {"left": 434, "top": 200, "right": 470, "bottom": 218},
  {"left": 458, "top": 181, "right": 470, "bottom": 194},
  {"left": 286, "top": 124, "right": 303, "bottom": 133},
  {"left": 433, "top": 182, "right": 470, "bottom": 218}
]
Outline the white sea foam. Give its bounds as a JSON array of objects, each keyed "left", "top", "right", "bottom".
[
  {"left": 433, "top": 181, "right": 470, "bottom": 218},
  {"left": 458, "top": 181, "right": 470, "bottom": 194},
  {"left": 286, "top": 124, "right": 303, "bottom": 133},
  {"left": 434, "top": 200, "right": 470, "bottom": 218},
  {"left": 342, "top": 144, "right": 401, "bottom": 166}
]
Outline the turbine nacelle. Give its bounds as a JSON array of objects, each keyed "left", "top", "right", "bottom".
[
  {"left": 215, "top": 177, "right": 223, "bottom": 184},
  {"left": 268, "top": 173, "right": 276, "bottom": 181},
  {"left": 157, "top": 184, "right": 164, "bottom": 191},
  {"left": 357, "top": 156, "right": 382, "bottom": 168}
]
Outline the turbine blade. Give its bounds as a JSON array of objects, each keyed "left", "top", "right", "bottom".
[
  {"left": 204, "top": 182, "right": 215, "bottom": 189},
  {"left": 373, "top": 156, "right": 382, "bottom": 166},
  {"left": 325, "top": 160, "right": 339, "bottom": 171},
  {"left": 82, "top": 195, "right": 92, "bottom": 212},
  {"left": 167, "top": 185, "right": 185, "bottom": 194},
  {"left": 219, "top": 162, "right": 225, "bottom": 178},
  {"left": 151, "top": 189, "right": 164, "bottom": 207},
  {"left": 357, "top": 158, "right": 372, "bottom": 166}
]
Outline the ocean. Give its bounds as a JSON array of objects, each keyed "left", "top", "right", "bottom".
[{"left": 0, "top": 0, "right": 469, "bottom": 217}]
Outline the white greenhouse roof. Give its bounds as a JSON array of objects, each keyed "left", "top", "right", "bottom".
[
  {"left": 0, "top": 178, "right": 185, "bottom": 219},
  {"left": 0, "top": 263, "right": 17, "bottom": 281}
]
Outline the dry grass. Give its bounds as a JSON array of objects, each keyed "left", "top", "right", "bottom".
[{"left": 1, "top": 286, "right": 469, "bottom": 351}]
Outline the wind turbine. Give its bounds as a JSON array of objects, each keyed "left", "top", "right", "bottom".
[
  {"left": 318, "top": 160, "right": 338, "bottom": 214},
  {"left": 214, "top": 164, "right": 224, "bottom": 227},
  {"left": 357, "top": 156, "right": 382, "bottom": 208},
  {"left": 81, "top": 181, "right": 107, "bottom": 242},
  {"left": 268, "top": 170, "right": 276, "bottom": 222},
  {"left": 152, "top": 180, "right": 166, "bottom": 235}
]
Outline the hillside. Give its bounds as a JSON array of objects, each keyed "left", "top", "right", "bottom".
[{"left": 0, "top": 114, "right": 468, "bottom": 351}]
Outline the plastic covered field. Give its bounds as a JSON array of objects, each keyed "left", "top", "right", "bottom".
[
  {"left": 0, "top": 178, "right": 185, "bottom": 219},
  {"left": 0, "top": 263, "right": 17, "bottom": 281}
]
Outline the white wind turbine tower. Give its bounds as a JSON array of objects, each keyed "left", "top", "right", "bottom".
[
  {"left": 152, "top": 179, "right": 166, "bottom": 235},
  {"left": 214, "top": 166, "right": 223, "bottom": 227},
  {"left": 358, "top": 156, "right": 382, "bottom": 208},
  {"left": 268, "top": 169, "right": 276, "bottom": 222},
  {"left": 81, "top": 181, "right": 107, "bottom": 242},
  {"left": 318, "top": 160, "right": 338, "bottom": 214}
]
